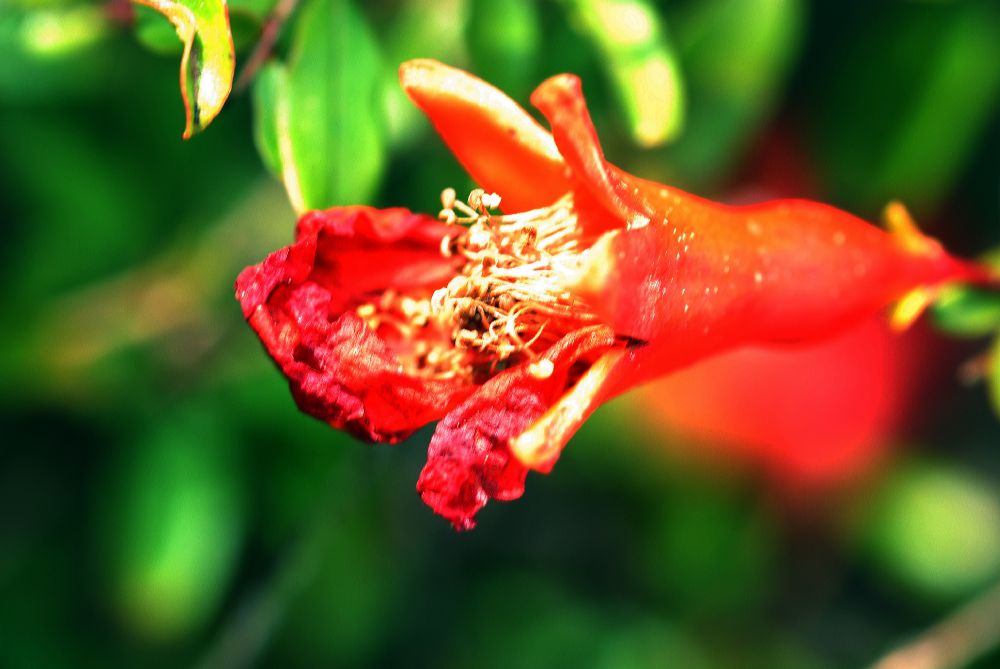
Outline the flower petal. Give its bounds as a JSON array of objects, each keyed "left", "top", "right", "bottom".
[
  {"left": 530, "top": 73, "right": 654, "bottom": 227},
  {"left": 509, "top": 347, "right": 627, "bottom": 473},
  {"left": 416, "top": 326, "right": 617, "bottom": 530},
  {"left": 400, "top": 59, "right": 570, "bottom": 212},
  {"left": 236, "top": 207, "right": 473, "bottom": 441}
]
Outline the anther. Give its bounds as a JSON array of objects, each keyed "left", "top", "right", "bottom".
[
  {"left": 481, "top": 192, "right": 502, "bottom": 210},
  {"left": 441, "top": 187, "right": 456, "bottom": 210},
  {"left": 528, "top": 359, "right": 554, "bottom": 379},
  {"left": 468, "top": 188, "right": 485, "bottom": 211}
]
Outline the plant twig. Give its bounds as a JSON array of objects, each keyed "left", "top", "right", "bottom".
[
  {"left": 235, "top": 0, "right": 300, "bottom": 92},
  {"left": 868, "top": 579, "right": 1000, "bottom": 669}
]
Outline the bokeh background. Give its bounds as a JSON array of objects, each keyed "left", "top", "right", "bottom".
[{"left": 3, "top": 0, "right": 1000, "bottom": 667}]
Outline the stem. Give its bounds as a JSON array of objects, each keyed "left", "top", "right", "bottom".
[
  {"left": 235, "top": 0, "right": 300, "bottom": 92},
  {"left": 867, "top": 579, "right": 1000, "bottom": 669}
]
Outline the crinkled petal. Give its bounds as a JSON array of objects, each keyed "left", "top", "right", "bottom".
[
  {"left": 417, "top": 326, "right": 616, "bottom": 530},
  {"left": 236, "top": 207, "right": 473, "bottom": 441},
  {"left": 400, "top": 59, "right": 570, "bottom": 212}
]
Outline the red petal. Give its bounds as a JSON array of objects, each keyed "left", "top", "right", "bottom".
[
  {"left": 530, "top": 73, "right": 654, "bottom": 228},
  {"left": 510, "top": 347, "right": 627, "bottom": 473},
  {"left": 236, "top": 207, "right": 473, "bottom": 441},
  {"left": 416, "top": 326, "right": 617, "bottom": 530},
  {"left": 400, "top": 59, "right": 570, "bottom": 212}
]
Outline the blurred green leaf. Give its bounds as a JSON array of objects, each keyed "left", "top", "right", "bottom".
[
  {"left": 989, "top": 336, "right": 1000, "bottom": 418},
  {"left": 100, "top": 409, "right": 245, "bottom": 641},
  {"left": 568, "top": 0, "right": 685, "bottom": 147},
  {"left": 15, "top": 3, "right": 108, "bottom": 55},
  {"left": 0, "top": 113, "right": 156, "bottom": 304},
  {"left": 594, "top": 620, "right": 709, "bottom": 669},
  {"left": 381, "top": 0, "right": 468, "bottom": 146},
  {"left": 932, "top": 285, "right": 1000, "bottom": 338},
  {"left": 134, "top": 3, "right": 184, "bottom": 54},
  {"left": 132, "top": 0, "right": 235, "bottom": 138},
  {"left": 262, "top": 0, "right": 385, "bottom": 210},
  {"left": 227, "top": 9, "right": 264, "bottom": 51},
  {"left": 228, "top": 0, "right": 278, "bottom": 21},
  {"left": 467, "top": 0, "right": 540, "bottom": 102},
  {"left": 252, "top": 61, "right": 287, "bottom": 177},
  {"left": 273, "top": 512, "right": 402, "bottom": 666},
  {"left": 862, "top": 459, "right": 1000, "bottom": 600},
  {"left": 814, "top": 1, "right": 1000, "bottom": 212},
  {"left": 642, "top": 485, "right": 774, "bottom": 615},
  {"left": 0, "top": 4, "right": 112, "bottom": 102},
  {"left": 217, "top": 0, "right": 274, "bottom": 53},
  {"left": 447, "top": 575, "right": 606, "bottom": 669},
  {"left": 656, "top": 0, "right": 803, "bottom": 186}
]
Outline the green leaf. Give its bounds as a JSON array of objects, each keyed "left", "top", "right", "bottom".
[
  {"left": 99, "top": 410, "right": 245, "bottom": 640},
  {"left": 0, "top": 5, "right": 112, "bottom": 103},
  {"left": 252, "top": 60, "right": 287, "bottom": 177},
  {"left": 275, "top": 0, "right": 385, "bottom": 210},
  {"left": 861, "top": 459, "right": 1000, "bottom": 600},
  {"left": 132, "top": 0, "right": 235, "bottom": 138},
  {"left": 227, "top": 0, "right": 278, "bottom": 21},
  {"left": 931, "top": 285, "right": 1000, "bottom": 338},
  {"left": 813, "top": 1, "right": 1000, "bottom": 212},
  {"left": 381, "top": 0, "right": 469, "bottom": 147},
  {"left": 988, "top": 335, "right": 1000, "bottom": 418},
  {"left": 467, "top": 0, "right": 540, "bottom": 102},
  {"left": 661, "top": 0, "right": 803, "bottom": 186},
  {"left": 134, "top": 3, "right": 184, "bottom": 54},
  {"left": 568, "top": 0, "right": 685, "bottom": 147}
]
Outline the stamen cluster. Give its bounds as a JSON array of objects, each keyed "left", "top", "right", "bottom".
[
  {"left": 354, "top": 188, "right": 598, "bottom": 382},
  {"left": 432, "top": 188, "right": 598, "bottom": 372}
]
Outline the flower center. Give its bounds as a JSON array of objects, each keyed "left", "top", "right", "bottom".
[
  {"left": 432, "top": 188, "right": 599, "bottom": 372},
  {"left": 355, "top": 189, "right": 598, "bottom": 382}
]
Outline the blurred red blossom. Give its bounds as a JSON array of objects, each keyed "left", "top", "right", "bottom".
[{"left": 636, "top": 318, "right": 933, "bottom": 491}]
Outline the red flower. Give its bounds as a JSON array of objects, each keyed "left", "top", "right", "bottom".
[{"left": 236, "top": 59, "right": 993, "bottom": 530}]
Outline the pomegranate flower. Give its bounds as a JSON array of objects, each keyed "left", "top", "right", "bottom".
[{"left": 236, "top": 59, "right": 993, "bottom": 530}]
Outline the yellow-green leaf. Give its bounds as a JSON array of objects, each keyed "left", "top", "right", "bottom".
[
  {"left": 132, "top": 0, "right": 235, "bottom": 138},
  {"left": 989, "top": 335, "right": 1000, "bottom": 419},
  {"left": 862, "top": 459, "right": 1000, "bottom": 599},
  {"left": 569, "top": 0, "right": 686, "bottom": 147},
  {"left": 931, "top": 285, "right": 1000, "bottom": 338},
  {"left": 274, "top": 0, "right": 385, "bottom": 211}
]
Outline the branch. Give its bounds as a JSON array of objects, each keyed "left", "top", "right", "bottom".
[{"left": 868, "top": 579, "right": 1000, "bottom": 669}]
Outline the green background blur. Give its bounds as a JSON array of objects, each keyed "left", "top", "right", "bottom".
[{"left": 2, "top": 0, "right": 1000, "bottom": 667}]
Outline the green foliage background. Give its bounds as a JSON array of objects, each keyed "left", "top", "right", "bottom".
[{"left": 1, "top": 0, "right": 1000, "bottom": 667}]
